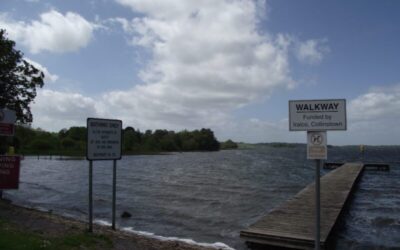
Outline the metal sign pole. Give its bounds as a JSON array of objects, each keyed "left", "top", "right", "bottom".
[
  {"left": 289, "top": 99, "right": 346, "bottom": 250},
  {"left": 89, "top": 160, "right": 93, "bottom": 232},
  {"left": 112, "top": 159, "right": 117, "bottom": 230},
  {"left": 87, "top": 118, "right": 122, "bottom": 232},
  {"left": 315, "top": 159, "right": 321, "bottom": 250}
]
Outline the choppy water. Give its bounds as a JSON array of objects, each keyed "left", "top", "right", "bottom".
[{"left": 4, "top": 145, "right": 400, "bottom": 249}]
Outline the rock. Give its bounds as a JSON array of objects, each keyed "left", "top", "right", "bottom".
[{"left": 121, "top": 211, "right": 132, "bottom": 218}]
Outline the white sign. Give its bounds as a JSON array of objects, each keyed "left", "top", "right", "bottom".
[
  {"left": 0, "top": 109, "right": 16, "bottom": 123},
  {"left": 87, "top": 118, "right": 122, "bottom": 160},
  {"left": 307, "top": 131, "right": 327, "bottom": 160},
  {"left": 289, "top": 99, "right": 346, "bottom": 131}
]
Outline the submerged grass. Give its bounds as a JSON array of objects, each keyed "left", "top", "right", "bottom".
[{"left": 0, "top": 219, "right": 113, "bottom": 250}]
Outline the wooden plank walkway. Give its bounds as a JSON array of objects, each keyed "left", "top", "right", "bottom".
[{"left": 240, "top": 163, "right": 364, "bottom": 250}]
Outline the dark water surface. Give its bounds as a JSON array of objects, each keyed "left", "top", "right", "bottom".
[{"left": 5, "top": 146, "right": 400, "bottom": 249}]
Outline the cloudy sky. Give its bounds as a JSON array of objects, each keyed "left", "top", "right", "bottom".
[{"left": 1, "top": 0, "right": 399, "bottom": 145}]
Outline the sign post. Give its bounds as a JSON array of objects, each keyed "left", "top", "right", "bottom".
[
  {"left": 86, "top": 118, "right": 122, "bottom": 232},
  {"left": 88, "top": 160, "right": 93, "bottom": 232},
  {"left": 315, "top": 159, "right": 321, "bottom": 250},
  {"left": 112, "top": 159, "right": 117, "bottom": 229},
  {"left": 289, "top": 99, "right": 346, "bottom": 250}
]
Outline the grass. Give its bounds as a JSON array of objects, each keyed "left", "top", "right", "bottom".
[{"left": 0, "top": 219, "right": 113, "bottom": 250}]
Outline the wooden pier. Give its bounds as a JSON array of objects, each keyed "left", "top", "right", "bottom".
[{"left": 240, "top": 163, "right": 364, "bottom": 249}]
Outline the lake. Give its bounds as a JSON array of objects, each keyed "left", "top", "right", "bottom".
[{"left": 5, "top": 145, "right": 400, "bottom": 249}]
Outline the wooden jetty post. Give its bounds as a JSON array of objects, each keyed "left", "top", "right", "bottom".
[{"left": 241, "top": 163, "right": 364, "bottom": 250}]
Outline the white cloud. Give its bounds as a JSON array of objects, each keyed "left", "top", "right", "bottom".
[
  {"left": 24, "top": 58, "right": 59, "bottom": 83},
  {"left": 349, "top": 85, "right": 400, "bottom": 122},
  {"left": 0, "top": 10, "right": 95, "bottom": 53},
  {"left": 32, "top": 90, "right": 99, "bottom": 130},
  {"left": 212, "top": 117, "right": 304, "bottom": 143},
  {"left": 29, "top": 1, "right": 328, "bottom": 138},
  {"left": 103, "top": 0, "right": 298, "bottom": 130},
  {"left": 343, "top": 84, "right": 400, "bottom": 145},
  {"left": 295, "top": 39, "right": 329, "bottom": 65}
]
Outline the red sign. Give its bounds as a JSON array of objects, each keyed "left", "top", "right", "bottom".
[
  {"left": 0, "top": 156, "right": 20, "bottom": 189},
  {"left": 0, "top": 123, "right": 15, "bottom": 136}
]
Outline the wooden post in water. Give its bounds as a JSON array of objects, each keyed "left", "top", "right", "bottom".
[{"left": 315, "top": 159, "right": 321, "bottom": 250}]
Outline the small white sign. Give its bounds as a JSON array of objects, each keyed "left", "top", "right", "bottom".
[
  {"left": 307, "top": 131, "right": 327, "bottom": 160},
  {"left": 289, "top": 99, "right": 346, "bottom": 131},
  {"left": 87, "top": 118, "right": 122, "bottom": 160},
  {"left": 0, "top": 109, "right": 16, "bottom": 123}
]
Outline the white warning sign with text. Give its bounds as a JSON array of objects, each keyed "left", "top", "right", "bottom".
[
  {"left": 87, "top": 118, "right": 122, "bottom": 160},
  {"left": 307, "top": 131, "right": 327, "bottom": 160}
]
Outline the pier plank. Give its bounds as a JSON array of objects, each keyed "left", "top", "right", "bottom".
[{"left": 240, "top": 163, "right": 364, "bottom": 249}]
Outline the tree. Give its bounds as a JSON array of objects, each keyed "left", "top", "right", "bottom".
[
  {"left": 67, "top": 127, "right": 86, "bottom": 141},
  {"left": 30, "top": 139, "right": 53, "bottom": 153},
  {"left": 220, "top": 139, "right": 238, "bottom": 149},
  {"left": 123, "top": 129, "right": 135, "bottom": 151},
  {"left": 15, "top": 125, "right": 37, "bottom": 151},
  {"left": 0, "top": 29, "right": 44, "bottom": 124},
  {"left": 61, "top": 138, "right": 76, "bottom": 150}
]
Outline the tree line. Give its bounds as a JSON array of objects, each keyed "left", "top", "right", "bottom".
[{"left": 3, "top": 125, "right": 237, "bottom": 156}]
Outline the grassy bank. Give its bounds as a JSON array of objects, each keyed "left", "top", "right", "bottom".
[
  {"left": 0, "top": 200, "right": 217, "bottom": 250},
  {"left": 0, "top": 218, "right": 112, "bottom": 250}
]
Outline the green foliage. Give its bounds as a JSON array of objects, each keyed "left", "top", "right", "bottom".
[
  {"left": 7, "top": 125, "right": 220, "bottom": 156},
  {"left": 66, "top": 127, "right": 86, "bottom": 141},
  {"left": 220, "top": 139, "right": 238, "bottom": 150},
  {"left": 236, "top": 142, "right": 256, "bottom": 149},
  {"left": 57, "top": 233, "right": 112, "bottom": 249},
  {"left": 9, "top": 126, "right": 83, "bottom": 155},
  {"left": 60, "top": 138, "right": 76, "bottom": 149},
  {"left": 121, "top": 127, "right": 220, "bottom": 153},
  {"left": 0, "top": 219, "right": 113, "bottom": 250},
  {"left": 0, "top": 29, "right": 44, "bottom": 124},
  {"left": 123, "top": 127, "right": 141, "bottom": 151},
  {"left": 30, "top": 139, "right": 54, "bottom": 152},
  {"left": 14, "top": 125, "right": 36, "bottom": 146},
  {"left": 0, "top": 221, "right": 43, "bottom": 250}
]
